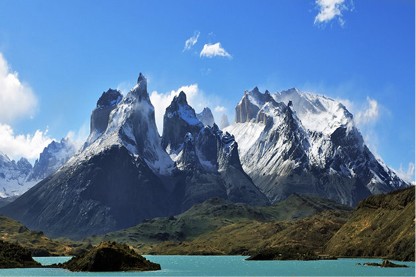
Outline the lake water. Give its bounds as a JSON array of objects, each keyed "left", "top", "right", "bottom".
[{"left": 0, "top": 256, "right": 413, "bottom": 276}]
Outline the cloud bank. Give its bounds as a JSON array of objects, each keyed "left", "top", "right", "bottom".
[
  {"left": 0, "top": 53, "right": 37, "bottom": 123},
  {"left": 0, "top": 123, "right": 53, "bottom": 161},
  {"left": 200, "top": 42, "right": 232, "bottom": 58}
]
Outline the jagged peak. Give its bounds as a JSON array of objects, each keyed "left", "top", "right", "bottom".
[
  {"left": 130, "top": 73, "right": 149, "bottom": 101},
  {"left": 97, "top": 89, "right": 122, "bottom": 108},
  {"left": 175, "top": 91, "right": 188, "bottom": 105},
  {"left": 251, "top": 86, "right": 260, "bottom": 93},
  {"left": 137, "top": 72, "right": 146, "bottom": 84},
  {"left": 201, "top": 107, "right": 212, "bottom": 113}
]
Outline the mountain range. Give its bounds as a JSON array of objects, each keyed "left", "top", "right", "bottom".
[
  {"left": 0, "top": 138, "right": 75, "bottom": 202},
  {"left": 0, "top": 73, "right": 409, "bottom": 239},
  {"left": 225, "top": 87, "right": 407, "bottom": 206}
]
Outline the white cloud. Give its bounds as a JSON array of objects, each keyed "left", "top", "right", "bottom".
[
  {"left": 183, "top": 31, "right": 200, "bottom": 51},
  {"left": 0, "top": 123, "right": 53, "bottom": 162},
  {"left": 150, "top": 84, "right": 232, "bottom": 134},
  {"left": 200, "top": 42, "right": 232, "bottom": 59},
  {"left": 394, "top": 163, "right": 415, "bottom": 185},
  {"left": 314, "top": 0, "right": 351, "bottom": 25},
  {"left": 214, "top": 106, "right": 226, "bottom": 113},
  {"left": 66, "top": 121, "right": 89, "bottom": 151},
  {"left": 354, "top": 97, "right": 380, "bottom": 126},
  {"left": 0, "top": 53, "right": 37, "bottom": 123}
]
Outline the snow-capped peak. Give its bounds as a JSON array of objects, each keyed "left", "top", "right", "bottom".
[
  {"left": 69, "top": 73, "right": 173, "bottom": 175},
  {"left": 273, "top": 88, "right": 353, "bottom": 135}
]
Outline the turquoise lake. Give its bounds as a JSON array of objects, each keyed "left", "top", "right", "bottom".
[{"left": 0, "top": 256, "right": 413, "bottom": 276}]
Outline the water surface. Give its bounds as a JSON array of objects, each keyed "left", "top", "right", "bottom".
[{"left": 0, "top": 256, "right": 413, "bottom": 276}]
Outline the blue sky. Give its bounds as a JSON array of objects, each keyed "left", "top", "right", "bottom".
[{"left": 0, "top": 0, "right": 414, "bottom": 181}]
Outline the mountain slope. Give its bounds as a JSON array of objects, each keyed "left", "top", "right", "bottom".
[
  {"left": 225, "top": 87, "right": 409, "bottom": 206},
  {"left": 325, "top": 186, "right": 415, "bottom": 261}
]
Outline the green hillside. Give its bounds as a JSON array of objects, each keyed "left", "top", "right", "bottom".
[{"left": 325, "top": 186, "right": 415, "bottom": 261}]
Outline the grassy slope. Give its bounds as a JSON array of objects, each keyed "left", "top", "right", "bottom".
[
  {"left": 91, "top": 194, "right": 351, "bottom": 254},
  {"left": 149, "top": 210, "right": 350, "bottom": 255},
  {"left": 325, "top": 186, "right": 415, "bottom": 261},
  {"left": 0, "top": 215, "right": 85, "bottom": 256}
]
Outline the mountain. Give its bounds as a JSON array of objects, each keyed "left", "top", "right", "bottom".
[
  {"left": 325, "top": 186, "right": 415, "bottom": 261},
  {"left": 1, "top": 74, "right": 173, "bottom": 239},
  {"left": 0, "top": 154, "right": 34, "bottom": 198},
  {"left": 225, "top": 87, "right": 409, "bottom": 206},
  {"left": 196, "top": 107, "right": 215, "bottom": 127},
  {"left": 0, "top": 138, "right": 76, "bottom": 200},
  {"left": 1, "top": 73, "right": 268, "bottom": 239},
  {"left": 162, "top": 91, "right": 268, "bottom": 210},
  {"left": 28, "top": 138, "right": 76, "bottom": 181}
]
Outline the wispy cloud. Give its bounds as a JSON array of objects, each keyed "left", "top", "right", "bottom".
[
  {"left": 0, "top": 123, "right": 53, "bottom": 162},
  {"left": 183, "top": 31, "right": 200, "bottom": 51},
  {"left": 314, "top": 0, "right": 352, "bottom": 26},
  {"left": 354, "top": 97, "right": 380, "bottom": 126},
  {"left": 0, "top": 53, "right": 37, "bottom": 123},
  {"left": 214, "top": 106, "right": 226, "bottom": 113},
  {"left": 66, "top": 121, "right": 89, "bottom": 151},
  {"left": 394, "top": 163, "right": 415, "bottom": 185},
  {"left": 200, "top": 42, "right": 232, "bottom": 59}
]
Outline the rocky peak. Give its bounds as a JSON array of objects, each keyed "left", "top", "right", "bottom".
[
  {"left": 87, "top": 89, "right": 123, "bottom": 147},
  {"left": 28, "top": 138, "right": 76, "bottom": 181},
  {"left": 176, "top": 91, "right": 187, "bottom": 104},
  {"left": 197, "top": 107, "right": 215, "bottom": 126},
  {"left": 97, "top": 89, "right": 122, "bottom": 108},
  {"left": 16, "top": 158, "right": 32, "bottom": 175},
  {"left": 161, "top": 92, "right": 203, "bottom": 153},
  {"left": 236, "top": 87, "right": 277, "bottom": 123},
  {"left": 131, "top": 73, "right": 149, "bottom": 102}
]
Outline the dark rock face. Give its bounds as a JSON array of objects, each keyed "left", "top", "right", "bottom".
[
  {"left": 1, "top": 146, "right": 171, "bottom": 239},
  {"left": 163, "top": 93, "right": 269, "bottom": 212},
  {"left": 161, "top": 91, "right": 204, "bottom": 153},
  {"left": 28, "top": 138, "right": 76, "bottom": 181},
  {"left": 235, "top": 87, "right": 275, "bottom": 123},
  {"left": 87, "top": 89, "right": 122, "bottom": 147},
  {"left": 196, "top": 107, "right": 215, "bottom": 126},
  {"left": 0, "top": 240, "right": 41, "bottom": 268},
  {"left": 62, "top": 241, "right": 160, "bottom": 272}
]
